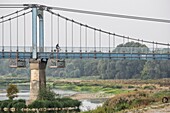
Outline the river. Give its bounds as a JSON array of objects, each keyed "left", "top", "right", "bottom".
[{"left": 0, "top": 88, "right": 103, "bottom": 112}]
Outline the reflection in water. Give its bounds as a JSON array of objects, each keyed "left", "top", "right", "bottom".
[
  {"left": 80, "top": 100, "right": 103, "bottom": 111},
  {"left": 0, "top": 89, "right": 104, "bottom": 112}
]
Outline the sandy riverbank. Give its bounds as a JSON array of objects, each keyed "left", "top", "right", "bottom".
[{"left": 69, "top": 92, "right": 115, "bottom": 100}]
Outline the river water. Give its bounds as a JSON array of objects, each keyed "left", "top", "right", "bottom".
[{"left": 0, "top": 88, "right": 103, "bottom": 112}]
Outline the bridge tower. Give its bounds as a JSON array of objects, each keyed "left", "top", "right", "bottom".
[{"left": 28, "top": 5, "right": 47, "bottom": 103}]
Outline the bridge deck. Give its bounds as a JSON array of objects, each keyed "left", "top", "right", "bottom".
[
  {"left": 0, "top": 52, "right": 170, "bottom": 60},
  {"left": 0, "top": 47, "right": 170, "bottom": 60}
]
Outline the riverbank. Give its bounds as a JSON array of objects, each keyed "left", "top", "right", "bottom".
[
  {"left": 1, "top": 77, "right": 170, "bottom": 112},
  {"left": 69, "top": 92, "right": 115, "bottom": 100}
]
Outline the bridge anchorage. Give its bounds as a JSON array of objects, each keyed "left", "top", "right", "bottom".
[{"left": 0, "top": 4, "right": 170, "bottom": 104}]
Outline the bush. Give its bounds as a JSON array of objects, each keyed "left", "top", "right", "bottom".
[
  {"left": 128, "top": 85, "right": 135, "bottom": 89},
  {"left": 112, "top": 85, "right": 123, "bottom": 89},
  {"left": 28, "top": 98, "right": 81, "bottom": 109},
  {"left": 28, "top": 100, "right": 45, "bottom": 108},
  {"left": 54, "top": 100, "right": 63, "bottom": 108},
  {"left": 144, "top": 85, "right": 156, "bottom": 90},
  {"left": 7, "top": 101, "right": 16, "bottom": 109},
  {"left": 0, "top": 99, "right": 26, "bottom": 110},
  {"left": 13, "top": 102, "right": 26, "bottom": 110},
  {"left": 38, "top": 87, "right": 57, "bottom": 101},
  {"left": 17, "top": 99, "right": 26, "bottom": 103},
  {"left": 0, "top": 100, "right": 12, "bottom": 109}
]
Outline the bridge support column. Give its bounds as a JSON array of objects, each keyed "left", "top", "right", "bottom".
[{"left": 28, "top": 59, "right": 47, "bottom": 103}]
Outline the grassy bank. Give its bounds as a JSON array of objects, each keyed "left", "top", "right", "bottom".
[{"left": 52, "top": 80, "right": 130, "bottom": 95}]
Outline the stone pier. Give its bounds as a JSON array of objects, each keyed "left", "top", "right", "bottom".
[{"left": 28, "top": 59, "right": 47, "bottom": 103}]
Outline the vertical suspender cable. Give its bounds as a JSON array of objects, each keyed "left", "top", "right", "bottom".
[
  {"left": 2, "top": 17, "right": 4, "bottom": 52},
  {"left": 85, "top": 25, "right": 87, "bottom": 52},
  {"left": 168, "top": 43, "right": 170, "bottom": 53},
  {"left": 51, "top": 13, "right": 53, "bottom": 52},
  {"left": 65, "top": 19, "right": 67, "bottom": 52},
  {"left": 10, "top": 18, "right": 12, "bottom": 53},
  {"left": 123, "top": 36, "right": 125, "bottom": 45},
  {"left": 57, "top": 15, "right": 59, "bottom": 45},
  {"left": 17, "top": 11, "right": 18, "bottom": 52},
  {"left": 71, "top": 20, "right": 73, "bottom": 52},
  {"left": 153, "top": 42, "right": 154, "bottom": 53},
  {"left": 23, "top": 13, "right": 26, "bottom": 65},
  {"left": 113, "top": 34, "right": 115, "bottom": 49},
  {"left": 109, "top": 34, "right": 110, "bottom": 52},
  {"left": 99, "top": 30, "right": 101, "bottom": 52},
  {"left": 80, "top": 24, "right": 81, "bottom": 52},
  {"left": 137, "top": 39, "right": 140, "bottom": 53},
  {"left": 94, "top": 29, "right": 96, "bottom": 52},
  {"left": 156, "top": 42, "right": 157, "bottom": 53}
]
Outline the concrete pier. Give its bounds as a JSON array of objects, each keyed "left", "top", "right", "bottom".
[{"left": 28, "top": 59, "right": 47, "bottom": 103}]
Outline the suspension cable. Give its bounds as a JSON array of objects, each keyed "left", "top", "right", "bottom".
[
  {"left": 47, "top": 10, "right": 169, "bottom": 47},
  {"left": 0, "top": 7, "right": 29, "bottom": 19},
  {"left": 65, "top": 19, "right": 67, "bottom": 52},
  {"left": 0, "top": 6, "right": 26, "bottom": 8},
  {"left": 50, "top": 6, "right": 170, "bottom": 24},
  {"left": 0, "top": 10, "right": 31, "bottom": 24},
  {"left": 51, "top": 13, "right": 53, "bottom": 52}
]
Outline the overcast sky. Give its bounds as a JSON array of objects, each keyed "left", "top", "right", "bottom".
[{"left": 0, "top": 0, "right": 170, "bottom": 49}]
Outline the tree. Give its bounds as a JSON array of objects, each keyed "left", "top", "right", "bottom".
[{"left": 6, "top": 84, "right": 19, "bottom": 100}]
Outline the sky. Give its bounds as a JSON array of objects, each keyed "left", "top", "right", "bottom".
[{"left": 0, "top": 0, "right": 170, "bottom": 50}]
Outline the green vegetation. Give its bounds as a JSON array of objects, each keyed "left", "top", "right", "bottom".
[
  {"left": 28, "top": 87, "right": 81, "bottom": 110},
  {"left": 28, "top": 98, "right": 81, "bottom": 109},
  {"left": 0, "top": 99, "right": 26, "bottom": 111},
  {"left": 82, "top": 90, "right": 170, "bottom": 113},
  {"left": 6, "top": 84, "right": 19, "bottom": 100},
  {"left": 143, "top": 85, "right": 156, "bottom": 90},
  {"left": 38, "top": 87, "right": 58, "bottom": 101},
  {"left": 0, "top": 86, "right": 81, "bottom": 112},
  {"left": 53, "top": 80, "right": 129, "bottom": 95}
]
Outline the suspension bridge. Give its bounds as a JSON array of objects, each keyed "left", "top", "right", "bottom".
[{"left": 0, "top": 4, "right": 169, "bottom": 103}]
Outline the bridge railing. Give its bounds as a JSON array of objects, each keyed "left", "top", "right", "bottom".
[
  {"left": 0, "top": 46, "right": 170, "bottom": 54},
  {"left": 0, "top": 46, "right": 32, "bottom": 52}
]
